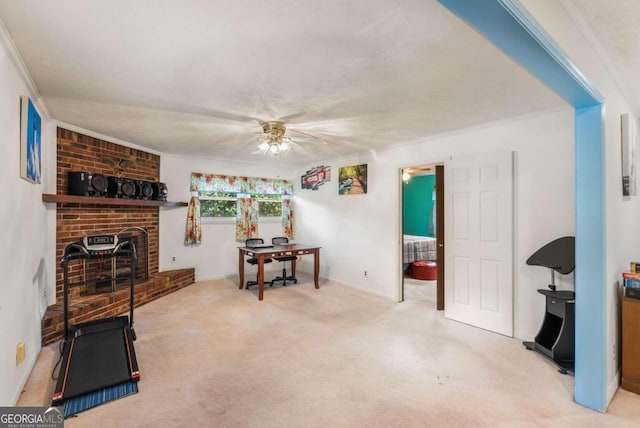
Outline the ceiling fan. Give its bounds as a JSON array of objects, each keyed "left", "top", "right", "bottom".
[
  {"left": 249, "top": 120, "right": 330, "bottom": 156},
  {"left": 256, "top": 121, "right": 293, "bottom": 155},
  {"left": 165, "top": 98, "right": 370, "bottom": 156}
]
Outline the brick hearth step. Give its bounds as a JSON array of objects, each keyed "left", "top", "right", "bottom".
[{"left": 41, "top": 268, "right": 194, "bottom": 345}]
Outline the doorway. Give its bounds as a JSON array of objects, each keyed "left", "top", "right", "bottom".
[{"left": 401, "top": 163, "right": 444, "bottom": 309}]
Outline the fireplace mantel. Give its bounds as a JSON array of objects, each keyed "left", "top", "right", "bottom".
[{"left": 43, "top": 193, "right": 188, "bottom": 207}]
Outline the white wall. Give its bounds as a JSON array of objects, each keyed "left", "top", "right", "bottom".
[
  {"left": 159, "top": 154, "right": 295, "bottom": 281},
  {"left": 294, "top": 108, "right": 575, "bottom": 340},
  {"left": 0, "top": 25, "right": 56, "bottom": 405},
  {"left": 520, "top": 0, "right": 640, "bottom": 406}
]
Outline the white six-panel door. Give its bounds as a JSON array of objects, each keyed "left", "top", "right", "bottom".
[{"left": 444, "top": 151, "right": 513, "bottom": 337}]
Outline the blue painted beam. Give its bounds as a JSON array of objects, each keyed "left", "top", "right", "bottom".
[
  {"left": 438, "top": 0, "right": 607, "bottom": 412},
  {"left": 574, "top": 105, "right": 606, "bottom": 411}
]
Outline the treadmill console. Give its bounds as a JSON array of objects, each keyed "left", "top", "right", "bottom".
[
  {"left": 83, "top": 234, "right": 119, "bottom": 254},
  {"left": 62, "top": 234, "right": 135, "bottom": 263}
]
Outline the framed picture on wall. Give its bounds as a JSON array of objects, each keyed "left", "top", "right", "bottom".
[
  {"left": 338, "top": 164, "right": 367, "bottom": 195},
  {"left": 20, "top": 96, "right": 42, "bottom": 184},
  {"left": 621, "top": 113, "right": 637, "bottom": 196},
  {"left": 301, "top": 165, "right": 331, "bottom": 190}
]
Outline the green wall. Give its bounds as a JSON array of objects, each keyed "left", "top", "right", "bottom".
[{"left": 403, "top": 174, "right": 436, "bottom": 237}]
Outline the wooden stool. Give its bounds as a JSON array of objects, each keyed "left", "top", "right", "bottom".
[{"left": 411, "top": 261, "right": 437, "bottom": 280}]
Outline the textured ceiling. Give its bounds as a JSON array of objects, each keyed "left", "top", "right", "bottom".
[
  {"left": 565, "top": 0, "right": 640, "bottom": 114},
  {"left": 0, "top": 0, "right": 565, "bottom": 165}
]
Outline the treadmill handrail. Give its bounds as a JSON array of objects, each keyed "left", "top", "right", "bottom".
[{"left": 61, "top": 239, "right": 137, "bottom": 341}]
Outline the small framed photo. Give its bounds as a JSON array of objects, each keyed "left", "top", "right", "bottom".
[
  {"left": 338, "top": 164, "right": 367, "bottom": 195},
  {"left": 621, "top": 113, "right": 637, "bottom": 196},
  {"left": 20, "top": 96, "right": 42, "bottom": 184}
]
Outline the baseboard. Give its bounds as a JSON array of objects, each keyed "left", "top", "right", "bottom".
[
  {"left": 203, "top": 268, "right": 397, "bottom": 302},
  {"left": 339, "top": 280, "right": 396, "bottom": 301},
  {"left": 10, "top": 343, "right": 41, "bottom": 405},
  {"left": 294, "top": 268, "right": 396, "bottom": 301}
]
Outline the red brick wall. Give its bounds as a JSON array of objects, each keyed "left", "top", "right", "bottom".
[
  {"left": 57, "top": 128, "right": 159, "bottom": 186},
  {"left": 55, "top": 128, "right": 160, "bottom": 301}
]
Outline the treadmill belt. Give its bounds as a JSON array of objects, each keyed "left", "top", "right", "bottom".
[
  {"left": 63, "top": 381, "right": 138, "bottom": 418},
  {"left": 63, "top": 328, "right": 131, "bottom": 399}
]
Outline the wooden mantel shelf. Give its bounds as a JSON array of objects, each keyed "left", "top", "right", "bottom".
[{"left": 42, "top": 194, "right": 188, "bottom": 207}]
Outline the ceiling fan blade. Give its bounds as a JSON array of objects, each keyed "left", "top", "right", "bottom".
[
  {"left": 196, "top": 108, "right": 260, "bottom": 124},
  {"left": 289, "top": 141, "right": 312, "bottom": 156},
  {"left": 259, "top": 94, "right": 309, "bottom": 122},
  {"left": 259, "top": 95, "right": 279, "bottom": 120},
  {"left": 278, "top": 111, "right": 306, "bottom": 122},
  {"left": 210, "top": 133, "right": 259, "bottom": 146},
  {"left": 287, "top": 128, "right": 328, "bottom": 144},
  {"left": 290, "top": 138, "right": 327, "bottom": 149},
  {"left": 156, "top": 99, "right": 263, "bottom": 124},
  {"left": 300, "top": 130, "right": 370, "bottom": 150}
]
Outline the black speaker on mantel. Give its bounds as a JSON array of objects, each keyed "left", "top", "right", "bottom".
[
  {"left": 68, "top": 171, "right": 109, "bottom": 197},
  {"left": 137, "top": 180, "right": 154, "bottom": 200},
  {"left": 107, "top": 176, "right": 137, "bottom": 199},
  {"left": 152, "top": 182, "right": 168, "bottom": 201}
]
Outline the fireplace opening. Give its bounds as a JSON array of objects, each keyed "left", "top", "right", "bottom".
[{"left": 77, "top": 227, "right": 150, "bottom": 296}]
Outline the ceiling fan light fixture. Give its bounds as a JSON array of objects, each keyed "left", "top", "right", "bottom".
[
  {"left": 257, "top": 121, "right": 292, "bottom": 156},
  {"left": 258, "top": 141, "right": 271, "bottom": 153},
  {"left": 279, "top": 138, "right": 291, "bottom": 153}
]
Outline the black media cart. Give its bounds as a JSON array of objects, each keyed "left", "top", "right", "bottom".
[{"left": 523, "top": 236, "right": 575, "bottom": 374}]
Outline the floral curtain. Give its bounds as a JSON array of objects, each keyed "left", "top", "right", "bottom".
[
  {"left": 184, "top": 191, "right": 202, "bottom": 246},
  {"left": 190, "top": 173, "right": 294, "bottom": 242},
  {"left": 282, "top": 195, "right": 295, "bottom": 239},
  {"left": 235, "top": 194, "right": 259, "bottom": 242},
  {"left": 191, "top": 173, "right": 293, "bottom": 196}
]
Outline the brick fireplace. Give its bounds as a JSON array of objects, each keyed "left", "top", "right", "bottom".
[{"left": 41, "top": 128, "right": 194, "bottom": 345}]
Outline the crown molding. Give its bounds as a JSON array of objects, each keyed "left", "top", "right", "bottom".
[
  {"left": 54, "top": 120, "right": 163, "bottom": 156},
  {"left": 499, "top": 0, "right": 602, "bottom": 105},
  {"left": 0, "top": 15, "right": 51, "bottom": 120},
  {"left": 558, "top": 0, "right": 640, "bottom": 115}
]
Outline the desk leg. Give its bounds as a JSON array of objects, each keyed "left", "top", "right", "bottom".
[
  {"left": 238, "top": 250, "right": 245, "bottom": 289},
  {"left": 291, "top": 258, "right": 297, "bottom": 278},
  {"left": 314, "top": 249, "right": 320, "bottom": 289},
  {"left": 258, "top": 256, "right": 264, "bottom": 301}
]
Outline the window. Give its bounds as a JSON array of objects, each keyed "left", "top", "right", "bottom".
[
  {"left": 191, "top": 173, "right": 292, "bottom": 218},
  {"left": 199, "top": 192, "right": 283, "bottom": 219},
  {"left": 190, "top": 172, "right": 294, "bottom": 240},
  {"left": 199, "top": 192, "right": 237, "bottom": 217},
  {"left": 256, "top": 194, "right": 283, "bottom": 217}
]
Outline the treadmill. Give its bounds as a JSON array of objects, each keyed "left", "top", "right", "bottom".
[{"left": 52, "top": 234, "right": 140, "bottom": 416}]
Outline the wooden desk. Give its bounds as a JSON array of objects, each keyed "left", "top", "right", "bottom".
[{"left": 238, "top": 244, "right": 321, "bottom": 300}]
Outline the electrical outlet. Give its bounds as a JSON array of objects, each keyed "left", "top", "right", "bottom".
[
  {"left": 364, "top": 270, "right": 368, "bottom": 277},
  {"left": 172, "top": 256, "right": 176, "bottom": 262},
  {"left": 16, "top": 342, "right": 25, "bottom": 365}
]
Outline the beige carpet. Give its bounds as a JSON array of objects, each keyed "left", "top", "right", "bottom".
[
  {"left": 18, "top": 275, "right": 640, "bottom": 427},
  {"left": 403, "top": 277, "right": 436, "bottom": 302}
]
